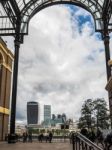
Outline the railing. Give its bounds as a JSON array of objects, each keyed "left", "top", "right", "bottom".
[
  {"left": 72, "top": 133, "right": 103, "bottom": 150},
  {"left": 16, "top": 135, "right": 70, "bottom": 143}
]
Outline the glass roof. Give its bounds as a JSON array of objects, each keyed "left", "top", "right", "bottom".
[{"left": 0, "top": 0, "right": 111, "bottom": 36}]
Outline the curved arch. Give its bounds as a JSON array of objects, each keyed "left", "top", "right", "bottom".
[{"left": 20, "top": 0, "right": 103, "bottom": 34}]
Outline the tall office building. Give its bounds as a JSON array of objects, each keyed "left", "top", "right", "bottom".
[
  {"left": 27, "top": 101, "right": 39, "bottom": 125},
  {"left": 0, "top": 38, "right": 13, "bottom": 141},
  {"left": 44, "top": 105, "right": 51, "bottom": 121}
]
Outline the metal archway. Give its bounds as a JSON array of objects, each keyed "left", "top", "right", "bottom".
[
  {"left": 0, "top": 0, "right": 112, "bottom": 141},
  {"left": 0, "top": 0, "right": 111, "bottom": 36}
]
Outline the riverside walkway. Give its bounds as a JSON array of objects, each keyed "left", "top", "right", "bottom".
[{"left": 0, "top": 141, "right": 72, "bottom": 150}]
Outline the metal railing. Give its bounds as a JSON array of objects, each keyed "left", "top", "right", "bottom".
[{"left": 72, "top": 133, "right": 103, "bottom": 150}]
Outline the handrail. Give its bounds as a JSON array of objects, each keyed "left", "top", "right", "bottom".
[
  {"left": 72, "top": 132, "right": 103, "bottom": 150},
  {"left": 77, "top": 133, "right": 103, "bottom": 149}
]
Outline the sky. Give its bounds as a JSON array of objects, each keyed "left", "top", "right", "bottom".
[{"left": 3, "top": 4, "right": 112, "bottom": 124}]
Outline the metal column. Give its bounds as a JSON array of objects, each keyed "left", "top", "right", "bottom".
[
  {"left": 9, "top": 20, "right": 21, "bottom": 143},
  {"left": 103, "top": 28, "right": 112, "bottom": 127},
  {"left": 103, "top": 33, "right": 111, "bottom": 80},
  {"left": 10, "top": 40, "right": 20, "bottom": 134}
]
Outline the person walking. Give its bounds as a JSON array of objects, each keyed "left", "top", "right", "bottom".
[
  {"left": 38, "top": 133, "right": 43, "bottom": 142},
  {"left": 49, "top": 132, "right": 53, "bottom": 143},
  {"left": 44, "top": 132, "right": 49, "bottom": 142},
  {"left": 28, "top": 133, "right": 32, "bottom": 142},
  {"left": 23, "top": 132, "right": 28, "bottom": 143}
]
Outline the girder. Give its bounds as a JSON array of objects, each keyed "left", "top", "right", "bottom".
[{"left": 0, "top": 0, "right": 111, "bottom": 37}]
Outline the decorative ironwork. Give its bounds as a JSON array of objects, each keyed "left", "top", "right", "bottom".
[
  {"left": 0, "top": 0, "right": 111, "bottom": 142},
  {"left": 0, "top": 0, "right": 111, "bottom": 38}
]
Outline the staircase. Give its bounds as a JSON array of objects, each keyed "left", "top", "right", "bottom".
[{"left": 72, "top": 133, "right": 103, "bottom": 150}]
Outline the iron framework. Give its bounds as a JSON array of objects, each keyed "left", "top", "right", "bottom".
[
  {"left": 0, "top": 0, "right": 111, "bottom": 40},
  {"left": 0, "top": 0, "right": 112, "bottom": 140}
]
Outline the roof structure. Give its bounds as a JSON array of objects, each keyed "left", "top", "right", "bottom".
[{"left": 0, "top": 0, "right": 112, "bottom": 40}]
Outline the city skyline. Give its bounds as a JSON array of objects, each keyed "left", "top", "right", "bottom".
[{"left": 3, "top": 5, "right": 112, "bottom": 125}]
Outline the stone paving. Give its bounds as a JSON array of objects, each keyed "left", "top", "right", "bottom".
[{"left": 0, "top": 141, "right": 72, "bottom": 150}]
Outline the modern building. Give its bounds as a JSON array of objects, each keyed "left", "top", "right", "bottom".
[
  {"left": 52, "top": 114, "right": 56, "bottom": 120},
  {"left": 44, "top": 105, "right": 51, "bottom": 121},
  {"left": 27, "top": 101, "right": 39, "bottom": 125},
  {"left": 42, "top": 113, "right": 66, "bottom": 127},
  {"left": 0, "top": 37, "right": 13, "bottom": 141}
]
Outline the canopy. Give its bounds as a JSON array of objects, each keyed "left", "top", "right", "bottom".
[{"left": 0, "top": 0, "right": 111, "bottom": 36}]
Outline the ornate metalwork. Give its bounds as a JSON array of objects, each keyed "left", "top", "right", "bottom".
[
  {"left": 0, "top": 0, "right": 111, "bottom": 141},
  {"left": 0, "top": 0, "right": 111, "bottom": 39}
]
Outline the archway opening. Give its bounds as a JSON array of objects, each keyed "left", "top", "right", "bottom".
[
  {"left": 0, "top": 0, "right": 111, "bottom": 143},
  {"left": 15, "top": 5, "right": 109, "bottom": 130}
]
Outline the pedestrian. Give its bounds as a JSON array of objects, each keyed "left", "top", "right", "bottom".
[
  {"left": 23, "top": 132, "right": 27, "bottom": 143},
  {"left": 96, "top": 128, "right": 104, "bottom": 148},
  {"left": 44, "top": 132, "right": 49, "bottom": 142},
  {"left": 88, "top": 130, "right": 96, "bottom": 142},
  {"left": 38, "top": 133, "right": 43, "bottom": 142},
  {"left": 28, "top": 133, "right": 32, "bottom": 142},
  {"left": 104, "top": 131, "right": 112, "bottom": 150},
  {"left": 69, "top": 132, "right": 74, "bottom": 144},
  {"left": 80, "top": 128, "right": 88, "bottom": 138},
  {"left": 49, "top": 132, "right": 53, "bottom": 143}
]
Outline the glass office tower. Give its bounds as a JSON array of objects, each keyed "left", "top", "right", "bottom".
[
  {"left": 27, "top": 101, "right": 39, "bottom": 125},
  {"left": 44, "top": 105, "right": 51, "bottom": 121}
]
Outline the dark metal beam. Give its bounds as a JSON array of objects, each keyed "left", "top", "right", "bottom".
[
  {"left": 102, "top": 0, "right": 111, "bottom": 21},
  {"left": 1, "top": 1, "right": 16, "bottom": 28},
  {"left": 103, "top": 0, "right": 110, "bottom": 14},
  {"left": 9, "top": 0, "right": 21, "bottom": 16}
]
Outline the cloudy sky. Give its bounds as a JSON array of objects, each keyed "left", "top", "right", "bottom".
[{"left": 3, "top": 5, "right": 112, "bottom": 124}]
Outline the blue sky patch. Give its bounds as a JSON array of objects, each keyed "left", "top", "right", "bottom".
[{"left": 66, "top": 5, "right": 95, "bottom": 33}]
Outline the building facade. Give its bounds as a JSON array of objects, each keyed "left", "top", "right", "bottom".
[
  {"left": 27, "top": 101, "right": 39, "bottom": 125},
  {"left": 44, "top": 105, "right": 51, "bottom": 121},
  {"left": 0, "top": 38, "right": 13, "bottom": 141}
]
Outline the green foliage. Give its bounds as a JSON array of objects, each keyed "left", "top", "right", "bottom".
[
  {"left": 93, "top": 98, "right": 109, "bottom": 129},
  {"left": 78, "top": 98, "right": 110, "bottom": 130},
  {"left": 78, "top": 99, "right": 95, "bottom": 130}
]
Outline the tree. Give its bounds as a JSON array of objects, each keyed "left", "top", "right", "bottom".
[
  {"left": 93, "top": 98, "right": 109, "bottom": 129},
  {"left": 78, "top": 99, "right": 95, "bottom": 130},
  {"left": 78, "top": 98, "right": 110, "bottom": 130}
]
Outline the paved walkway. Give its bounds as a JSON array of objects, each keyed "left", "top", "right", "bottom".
[{"left": 0, "top": 142, "right": 72, "bottom": 150}]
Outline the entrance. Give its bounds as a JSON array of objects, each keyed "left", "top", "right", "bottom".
[{"left": 0, "top": 0, "right": 111, "bottom": 142}]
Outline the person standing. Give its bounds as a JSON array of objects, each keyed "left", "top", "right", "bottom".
[
  {"left": 49, "top": 132, "right": 53, "bottom": 143},
  {"left": 44, "top": 132, "right": 49, "bottom": 142},
  {"left": 28, "top": 133, "right": 32, "bottom": 142},
  {"left": 23, "top": 132, "right": 28, "bottom": 143}
]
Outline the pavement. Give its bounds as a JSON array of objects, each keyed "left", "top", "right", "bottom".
[{"left": 0, "top": 141, "right": 72, "bottom": 150}]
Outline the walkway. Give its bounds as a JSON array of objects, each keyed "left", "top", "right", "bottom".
[{"left": 0, "top": 141, "right": 72, "bottom": 150}]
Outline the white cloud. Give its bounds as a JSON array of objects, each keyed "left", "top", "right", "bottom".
[{"left": 3, "top": 5, "right": 111, "bottom": 124}]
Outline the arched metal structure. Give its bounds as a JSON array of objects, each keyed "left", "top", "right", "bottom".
[
  {"left": 0, "top": 0, "right": 112, "bottom": 142},
  {"left": 0, "top": 0, "right": 111, "bottom": 36}
]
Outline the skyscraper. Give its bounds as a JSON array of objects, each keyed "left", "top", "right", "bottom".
[
  {"left": 27, "top": 101, "right": 39, "bottom": 125},
  {"left": 44, "top": 105, "right": 51, "bottom": 121}
]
